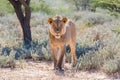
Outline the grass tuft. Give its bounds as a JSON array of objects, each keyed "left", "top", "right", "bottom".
[
  {"left": 0, "top": 50, "right": 16, "bottom": 68},
  {"left": 102, "top": 59, "right": 120, "bottom": 74}
]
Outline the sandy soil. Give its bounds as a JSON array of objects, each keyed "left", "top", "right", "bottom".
[{"left": 0, "top": 61, "right": 119, "bottom": 80}]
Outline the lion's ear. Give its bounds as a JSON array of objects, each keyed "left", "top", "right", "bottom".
[
  {"left": 62, "top": 17, "right": 68, "bottom": 23},
  {"left": 48, "top": 18, "right": 53, "bottom": 24}
]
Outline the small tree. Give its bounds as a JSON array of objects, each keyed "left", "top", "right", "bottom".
[{"left": 9, "top": 0, "right": 32, "bottom": 48}]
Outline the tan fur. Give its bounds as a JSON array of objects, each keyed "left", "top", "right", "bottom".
[{"left": 48, "top": 15, "right": 76, "bottom": 70}]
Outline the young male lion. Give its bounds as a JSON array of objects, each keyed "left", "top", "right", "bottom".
[{"left": 48, "top": 15, "right": 76, "bottom": 71}]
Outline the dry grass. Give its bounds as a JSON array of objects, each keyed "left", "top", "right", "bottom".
[{"left": 76, "top": 19, "right": 120, "bottom": 74}]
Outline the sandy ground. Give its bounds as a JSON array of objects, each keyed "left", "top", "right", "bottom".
[{"left": 0, "top": 61, "right": 119, "bottom": 80}]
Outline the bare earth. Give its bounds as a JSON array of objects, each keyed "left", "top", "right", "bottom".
[{"left": 0, "top": 61, "right": 119, "bottom": 80}]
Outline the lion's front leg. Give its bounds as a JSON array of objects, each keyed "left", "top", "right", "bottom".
[
  {"left": 56, "top": 45, "right": 65, "bottom": 71},
  {"left": 50, "top": 46, "right": 57, "bottom": 69}
]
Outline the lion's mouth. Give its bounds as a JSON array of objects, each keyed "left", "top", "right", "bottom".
[{"left": 55, "top": 35, "right": 61, "bottom": 39}]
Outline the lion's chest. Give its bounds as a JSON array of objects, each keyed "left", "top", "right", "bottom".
[{"left": 50, "top": 36, "right": 65, "bottom": 46}]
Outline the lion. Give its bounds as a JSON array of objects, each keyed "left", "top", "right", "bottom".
[{"left": 48, "top": 15, "right": 76, "bottom": 71}]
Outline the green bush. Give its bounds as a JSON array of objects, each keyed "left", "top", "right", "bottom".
[
  {"left": 30, "top": 1, "right": 54, "bottom": 15},
  {"left": 0, "top": 0, "right": 14, "bottom": 16}
]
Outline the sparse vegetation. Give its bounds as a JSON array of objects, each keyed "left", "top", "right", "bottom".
[
  {"left": 0, "top": 50, "right": 15, "bottom": 68},
  {"left": 0, "top": 0, "right": 120, "bottom": 79},
  {"left": 112, "top": 26, "right": 120, "bottom": 34},
  {"left": 102, "top": 59, "right": 120, "bottom": 74}
]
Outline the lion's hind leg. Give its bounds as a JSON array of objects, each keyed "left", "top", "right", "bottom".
[{"left": 70, "top": 43, "right": 76, "bottom": 67}]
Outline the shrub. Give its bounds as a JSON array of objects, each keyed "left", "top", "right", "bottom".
[
  {"left": 76, "top": 51, "right": 104, "bottom": 70},
  {"left": 76, "top": 31, "right": 120, "bottom": 74},
  {"left": 31, "top": 53, "right": 40, "bottom": 61},
  {"left": 82, "top": 12, "right": 112, "bottom": 25},
  {"left": 112, "top": 26, "right": 120, "bottom": 34},
  {"left": 110, "top": 12, "right": 120, "bottom": 18},
  {"left": 74, "top": 11, "right": 113, "bottom": 29},
  {"left": 76, "top": 45, "right": 119, "bottom": 71},
  {"left": 0, "top": 50, "right": 16, "bottom": 68},
  {"left": 31, "top": 12, "right": 48, "bottom": 27},
  {"left": 102, "top": 59, "right": 120, "bottom": 74},
  {"left": 42, "top": 47, "right": 51, "bottom": 61}
]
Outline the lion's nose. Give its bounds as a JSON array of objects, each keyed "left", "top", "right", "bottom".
[
  {"left": 56, "top": 28, "right": 60, "bottom": 32},
  {"left": 56, "top": 28, "right": 59, "bottom": 31}
]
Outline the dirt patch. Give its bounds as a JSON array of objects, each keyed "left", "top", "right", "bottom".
[{"left": 0, "top": 61, "right": 119, "bottom": 80}]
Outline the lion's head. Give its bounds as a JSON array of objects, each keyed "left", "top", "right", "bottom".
[{"left": 48, "top": 15, "right": 68, "bottom": 39}]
